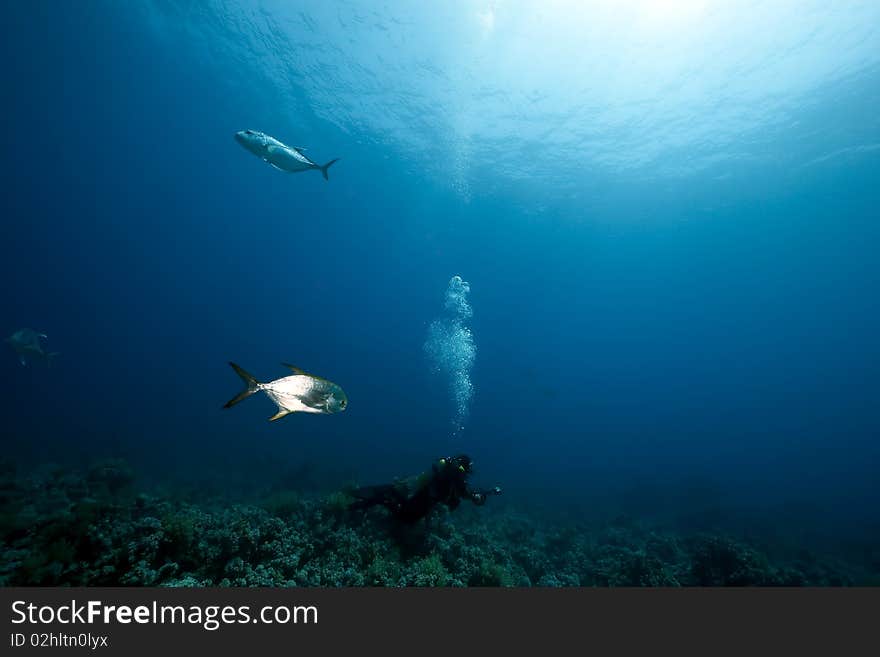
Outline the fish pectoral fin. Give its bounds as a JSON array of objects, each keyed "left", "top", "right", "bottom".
[{"left": 268, "top": 409, "right": 294, "bottom": 422}]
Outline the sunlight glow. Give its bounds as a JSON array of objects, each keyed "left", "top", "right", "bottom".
[
  {"left": 145, "top": 0, "right": 880, "bottom": 191},
  {"left": 634, "top": 0, "right": 708, "bottom": 31}
]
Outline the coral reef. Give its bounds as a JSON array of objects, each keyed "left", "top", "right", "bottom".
[{"left": 0, "top": 460, "right": 873, "bottom": 587}]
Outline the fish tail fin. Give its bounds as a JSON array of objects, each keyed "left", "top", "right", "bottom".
[
  {"left": 224, "top": 362, "right": 261, "bottom": 408},
  {"left": 319, "top": 158, "right": 340, "bottom": 181}
]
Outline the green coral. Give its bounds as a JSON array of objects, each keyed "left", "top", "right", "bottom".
[
  {"left": 469, "top": 559, "right": 514, "bottom": 586},
  {"left": 411, "top": 553, "right": 450, "bottom": 586},
  {"left": 0, "top": 460, "right": 872, "bottom": 587},
  {"left": 364, "top": 555, "right": 403, "bottom": 586}
]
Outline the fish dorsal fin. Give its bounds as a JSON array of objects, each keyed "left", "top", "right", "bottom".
[
  {"left": 282, "top": 363, "right": 312, "bottom": 377},
  {"left": 269, "top": 409, "right": 294, "bottom": 422},
  {"left": 281, "top": 363, "right": 334, "bottom": 386},
  {"left": 293, "top": 146, "right": 307, "bottom": 152}
]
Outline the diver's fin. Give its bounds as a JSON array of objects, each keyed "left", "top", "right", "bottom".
[
  {"left": 319, "top": 158, "right": 339, "bottom": 181},
  {"left": 268, "top": 409, "right": 294, "bottom": 422},
  {"left": 223, "top": 362, "right": 261, "bottom": 409}
]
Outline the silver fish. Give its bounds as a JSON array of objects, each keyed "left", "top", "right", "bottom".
[
  {"left": 223, "top": 362, "right": 348, "bottom": 421},
  {"left": 5, "top": 328, "right": 59, "bottom": 367},
  {"left": 234, "top": 130, "right": 340, "bottom": 180}
]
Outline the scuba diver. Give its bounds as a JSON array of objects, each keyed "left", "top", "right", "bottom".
[{"left": 349, "top": 454, "right": 502, "bottom": 525}]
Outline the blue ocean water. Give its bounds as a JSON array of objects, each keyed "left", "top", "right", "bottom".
[{"left": 2, "top": 0, "right": 879, "bottom": 558}]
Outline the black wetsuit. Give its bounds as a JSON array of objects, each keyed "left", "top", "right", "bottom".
[{"left": 350, "top": 456, "right": 499, "bottom": 524}]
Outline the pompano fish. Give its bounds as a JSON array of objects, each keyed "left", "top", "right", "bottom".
[
  {"left": 5, "top": 328, "right": 59, "bottom": 367},
  {"left": 223, "top": 362, "right": 348, "bottom": 421},
  {"left": 234, "top": 130, "right": 340, "bottom": 180}
]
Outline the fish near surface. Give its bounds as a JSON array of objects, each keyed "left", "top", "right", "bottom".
[
  {"left": 223, "top": 362, "right": 348, "bottom": 421},
  {"left": 234, "top": 130, "right": 340, "bottom": 180}
]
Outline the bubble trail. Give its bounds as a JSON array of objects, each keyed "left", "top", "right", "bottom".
[{"left": 424, "top": 275, "right": 476, "bottom": 436}]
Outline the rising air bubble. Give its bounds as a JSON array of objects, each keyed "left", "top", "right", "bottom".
[{"left": 424, "top": 275, "right": 476, "bottom": 436}]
